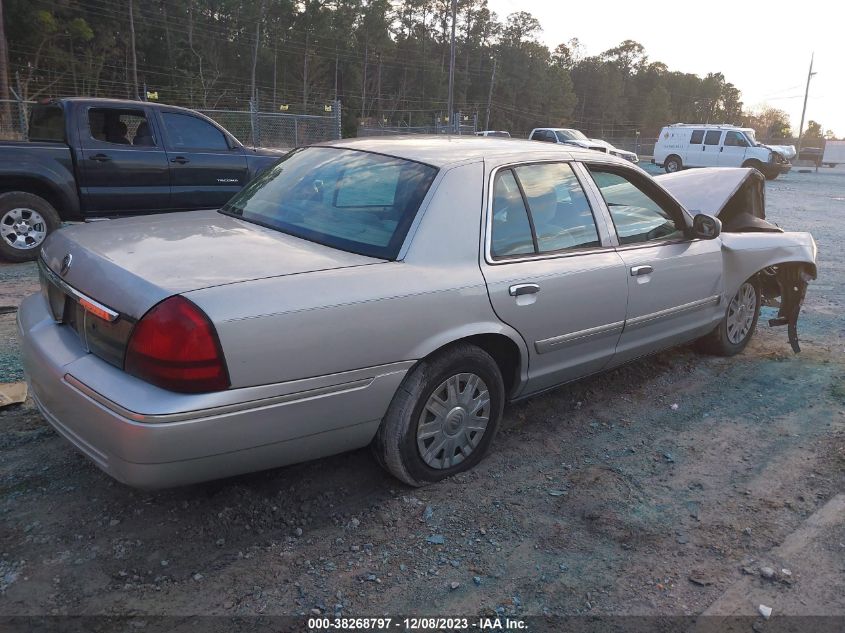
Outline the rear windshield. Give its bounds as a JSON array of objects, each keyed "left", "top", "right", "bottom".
[
  {"left": 221, "top": 147, "right": 438, "bottom": 260},
  {"left": 28, "top": 105, "right": 65, "bottom": 142}
]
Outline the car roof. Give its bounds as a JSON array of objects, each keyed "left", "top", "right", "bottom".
[
  {"left": 315, "top": 135, "right": 625, "bottom": 168},
  {"left": 54, "top": 97, "right": 203, "bottom": 116}
]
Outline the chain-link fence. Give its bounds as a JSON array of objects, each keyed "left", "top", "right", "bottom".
[
  {"left": 199, "top": 101, "right": 341, "bottom": 149},
  {"left": 0, "top": 99, "right": 34, "bottom": 141},
  {"left": 0, "top": 98, "right": 341, "bottom": 148},
  {"left": 359, "top": 112, "right": 478, "bottom": 137}
]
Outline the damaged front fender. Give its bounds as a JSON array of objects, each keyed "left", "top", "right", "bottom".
[{"left": 721, "top": 233, "right": 817, "bottom": 353}]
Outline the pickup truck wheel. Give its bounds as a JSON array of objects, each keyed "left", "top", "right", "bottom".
[
  {"left": 0, "top": 192, "right": 61, "bottom": 262},
  {"left": 697, "top": 279, "right": 761, "bottom": 356},
  {"left": 664, "top": 156, "right": 682, "bottom": 173},
  {"left": 372, "top": 343, "right": 505, "bottom": 487}
]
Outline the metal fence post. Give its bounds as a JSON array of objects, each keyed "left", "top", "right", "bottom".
[
  {"left": 249, "top": 98, "right": 259, "bottom": 148},
  {"left": 333, "top": 100, "right": 341, "bottom": 139},
  {"left": 294, "top": 118, "right": 299, "bottom": 146}
]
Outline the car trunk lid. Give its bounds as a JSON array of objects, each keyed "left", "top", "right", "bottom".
[{"left": 40, "top": 209, "right": 383, "bottom": 321}]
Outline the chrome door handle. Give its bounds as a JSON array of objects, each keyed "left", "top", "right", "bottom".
[
  {"left": 630, "top": 265, "right": 653, "bottom": 276},
  {"left": 509, "top": 283, "right": 540, "bottom": 297}
]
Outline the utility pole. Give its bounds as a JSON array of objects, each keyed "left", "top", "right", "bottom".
[
  {"left": 446, "top": 0, "right": 457, "bottom": 133},
  {"left": 302, "top": 32, "right": 309, "bottom": 111},
  {"left": 796, "top": 52, "right": 816, "bottom": 156},
  {"left": 251, "top": 1, "right": 265, "bottom": 107},
  {"left": 484, "top": 57, "right": 497, "bottom": 131},
  {"left": 376, "top": 52, "right": 382, "bottom": 121},
  {"left": 361, "top": 45, "right": 368, "bottom": 119},
  {"left": 0, "top": 0, "right": 11, "bottom": 126},
  {"left": 273, "top": 48, "right": 277, "bottom": 108},
  {"left": 128, "top": 0, "right": 139, "bottom": 99},
  {"left": 334, "top": 51, "right": 338, "bottom": 101}
]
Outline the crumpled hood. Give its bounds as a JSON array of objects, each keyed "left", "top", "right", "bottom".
[
  {"left": 765, "top": 144, "right": 796, "bottom": 160},
  {"left": 40, "top": 210, "right": 382, "bottom": 318}
]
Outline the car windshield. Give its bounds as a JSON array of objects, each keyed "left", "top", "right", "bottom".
[
  {"left": 743, "top": 130, "right": 760, "bottom": 146},
  {"left": 556, "top": 129, "right": 588, "bottom": 142},
  {"left": 221, "top": 147, "right": 438, "bottom": 260}
]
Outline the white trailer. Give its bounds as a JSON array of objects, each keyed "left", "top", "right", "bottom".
[{"left": 822, "top": 141, "right": 845, "bottom": 167}]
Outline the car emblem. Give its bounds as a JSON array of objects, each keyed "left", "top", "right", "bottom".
[{"left": 60, "top": 253, "right": 73, "bottom": 276}]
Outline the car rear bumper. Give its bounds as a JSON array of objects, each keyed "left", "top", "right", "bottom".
[{"left": 18, "top": 293, "right": 409, "bottom": 488}]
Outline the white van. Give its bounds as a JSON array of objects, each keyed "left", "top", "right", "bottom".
[{"left": 653, "top": 124, "right": 791, "bottom": 180}]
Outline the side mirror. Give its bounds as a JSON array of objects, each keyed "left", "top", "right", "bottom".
[{"left": 692, "top": 213, "right": 722, "bottom": 240}]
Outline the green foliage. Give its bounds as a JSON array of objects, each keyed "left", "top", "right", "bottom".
[
  {"left": 3, "top": 0, "right": 756, "bottom": 138},
  {"left": 803, "top": 120, "right": 823, "bottom": 140}
]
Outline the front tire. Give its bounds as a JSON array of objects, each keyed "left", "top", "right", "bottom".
[
  {"left": 0, "top": 192, "right": 61, "bottom": 262},
  {"left": 697, "top": 279, "right": 761, "bottom": 356},
  {"left": 372, "top": 343, "right": 505, "bottom": 487},
  {"left": 664, "top": 155, "right": 682, "bottom": 173}
]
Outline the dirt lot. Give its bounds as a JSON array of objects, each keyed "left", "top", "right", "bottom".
[{"left": 1, "top": 166, "right": 844, "bottom": 624}]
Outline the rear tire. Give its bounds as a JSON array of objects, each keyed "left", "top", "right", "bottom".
[
  {"left": 0, "top": 192, "right": 61, "bottom": 262},
  {"left": 664, "top": 155, "right": 682, "bottom": 173},
  {"left": 372, "top": 343, "right": 505, "bottom": 487},
  {"left": 697, "top": 278, "right": 761, "bottom": 357}
]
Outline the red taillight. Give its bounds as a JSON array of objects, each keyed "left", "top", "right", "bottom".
[{"left": 124, "top": 296, "right": 230, "bottom": 393}]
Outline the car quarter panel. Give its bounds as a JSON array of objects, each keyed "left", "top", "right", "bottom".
[{"left": 185, "top": 161, "right": 529, "bottom": 390}]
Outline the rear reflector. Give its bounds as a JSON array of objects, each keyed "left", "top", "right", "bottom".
[{"left": 124, "top": 296, "right": 230, "bottom": 393}]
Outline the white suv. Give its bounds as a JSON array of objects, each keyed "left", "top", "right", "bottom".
[{"left": 653, "top": 124, "right": 791, "bottom": 180}]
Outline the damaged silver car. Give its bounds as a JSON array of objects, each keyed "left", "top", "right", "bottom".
[{"left": 18, "top": 138, "right": 817, "bottom": 489}]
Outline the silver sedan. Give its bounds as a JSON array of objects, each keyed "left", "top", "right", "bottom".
[{"left": 19, "top": 137, "right": 817, "bottom": 488}]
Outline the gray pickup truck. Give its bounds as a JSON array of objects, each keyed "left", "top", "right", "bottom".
[{"left": 0, "top": 98, "right": 286, "bottom": 261}]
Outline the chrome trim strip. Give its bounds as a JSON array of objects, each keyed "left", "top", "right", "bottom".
[
  {"left": 535, "top": 320, "right": 625, "bottom": 354},
  {"left": 64, "top": 374, "right": 377, "bottom": 424},
  {"left": 38, "top": 256, "right": 119, "bottom": 322},
  {"left": 624, "top": 295, "right": 721, "bottom": 330}
]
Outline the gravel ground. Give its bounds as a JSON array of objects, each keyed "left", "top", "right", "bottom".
[{"left": 1, "top": 166, "right": 844, "bottom": 621}]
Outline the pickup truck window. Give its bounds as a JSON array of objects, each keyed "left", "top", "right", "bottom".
[
  {"left": 88, "top": 108, "right": 153, "bottom": 147},
  {"left": 221, "top": 147, "right": 438, "bottom": 260},
  {"left": 28, "top": 105, "right": 65, "bottom": 142},
  {"left": 161, "top": 112, "right": 228, "bottom": 151}
]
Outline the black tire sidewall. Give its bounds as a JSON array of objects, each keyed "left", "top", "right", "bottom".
[
  {"left": 396, "top": 347, "right": 504, "bottom": 484},
  {"left": 665, "top": 156, "right": 681, "bottom": 173},
  {"left": 0, "top": 192, "right": 61, "bottom": 262}
]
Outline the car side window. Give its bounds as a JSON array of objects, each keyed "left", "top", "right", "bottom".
[
  {"left": 491, "top": 170, "right": 535, "bottom": 258},
  {"left": 724, "top": 131, "right": 746, "bottom": 147},
  {"left": 88, "top": 107, "right": 155, "bottom": 147},
  {"left": 161, "top": 112, "right": 229, "bottom": 151},
  {"left": 530, "top": 130, "right": 545, "bottom": 141},
  {"left": 588, "top": 168, "right": 685, "bottom": 245},
  {"left": 512, "top": 163, "right": 600, "bottom": 253},
  {"left": 689, "top": 130, "right": 705, "bottom": 144},
  {"left": 704, "top": 130, "right": 722, "bottom": 145}
]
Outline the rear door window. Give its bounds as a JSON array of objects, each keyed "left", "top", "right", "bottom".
[
  {"left": 490, "top": 170, "right": 535, "bottom": 257},
  {"left": 87, "top": 107, "right": 155, "bottom": 147},
  {"left": 704, "top": 130, "right": 722, "bottom": 145},
  {"left": 512, "top": 163, "right": 599, "bottom": 253}
]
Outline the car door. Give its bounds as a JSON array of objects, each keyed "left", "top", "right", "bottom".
[
  {"left": 585, "top": 164, "right": 724, "bottom": 367},
  {"left": 480, "top": 161, "right": 629, "bottom": 395},
  {"left": 719, "top": 130, "right": 749, "bottom": 166},
  {"left": 685, "top": 129, "right": 706, "bottom": 167},
  {"left": 158, "top": 110, "right": 249, "bottom": 210},
  {"left": 698, "top": 130, "right": 723, "bottom": 167},
  {"left": 77, "top": 105, "right": 171, "bottom": 213}
]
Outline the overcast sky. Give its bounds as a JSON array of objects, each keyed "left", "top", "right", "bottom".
[{"left": 488, "top": 0, "right": 841, "bottom": 137}]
